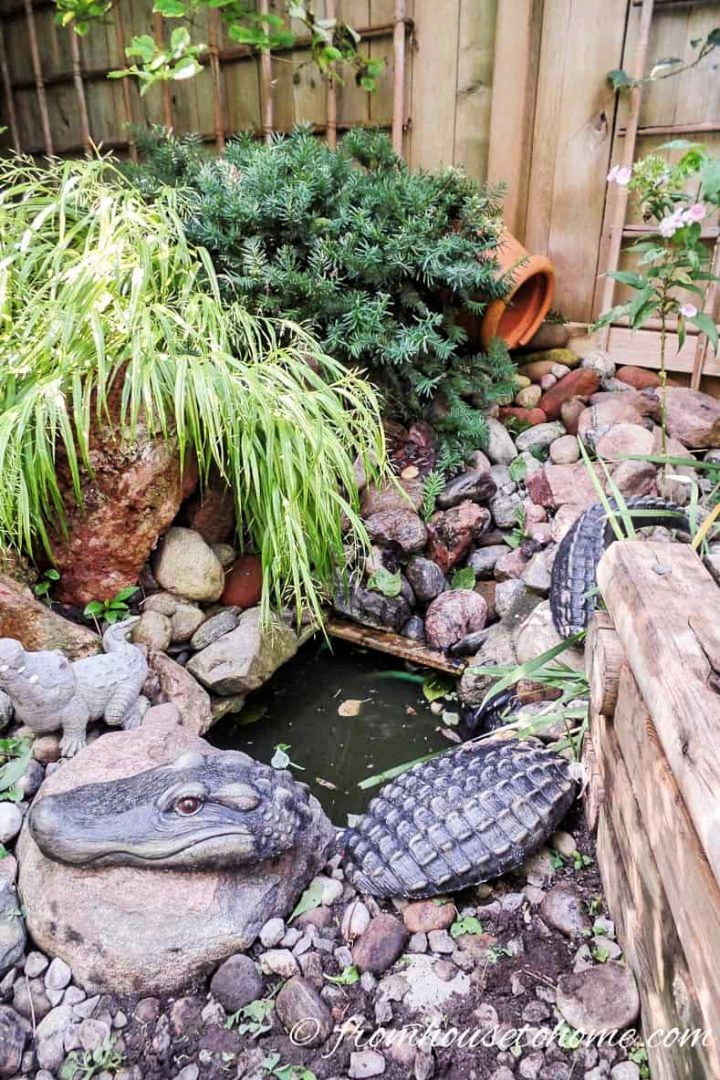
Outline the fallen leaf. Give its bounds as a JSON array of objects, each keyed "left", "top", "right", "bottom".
[
  {"left": 338, "top": 699, "right": 364, "bottom": 717},
  {"left": 315, "top": 776, "right": 338, "bottom": 790}
]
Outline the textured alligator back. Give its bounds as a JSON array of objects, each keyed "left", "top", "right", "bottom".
[
  {"left": 342, "top": 739, "right": 576, "bottom": 898},
  {"left": 549, "top": 496, "right": 689, "bottom": 639}
]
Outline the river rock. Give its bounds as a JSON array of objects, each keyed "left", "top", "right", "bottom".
[
  {"left": 275, "top": 977, "right": 333, "bottom": 1048},
  {"left": 616, "top": 365, "right": 661, "bottom": 389},
  {"left": 0, "top": 884, "right": 25, "bottom": 976},
  {"left": 425, "top": 590, "right": 487, "bottom": 650},
  {"left": 538, "top": 370, "right": 600, "bottom": 420},
  {"left": 594, "top": 423, "right": 654, "bottom": 461},
  {"left": 556, "top": 963, "right": 640, "bottom": 1033},
  {"left": 515, "top": 422, "right": 565, "bottom": 454},
  {"left": 664, "top": 387, "right": 720, "bottom": 448},
  {"left": 468, "top": 545, "right": 507, "bottom": 579},
  {"left": 577, "top": 396, "right": 654, "bottom": 441},
  {"left": 0, "top": 575, "right": 100, "bottom": 659},
  {"left": 0, "top": 805, "right": 22, "bottom": 845},
  {"left": 522, "top": 549, "right": 553, "bottom": 595},
  {"left": 498, "top": 406, "right": 548, "bottom": 427},
  {"left": 611, "top": 460, "right": 657, "bottom": 499},
  {"left": 361, "top": 478, "right": 424, "bottom": 517},
  {"left": 437, "top": 471, "right": 497, "bottom": 509},
  {"left": 353, "top": 915, "right": 408, "bottom": 975},
  {"left": 187, "top": 609, "right": 297, "bottom": 695},
  {"left": 427, "top": 502, "right": 491, "bottom": 572},
  {"left": 458, "top": 622, "right": 517, "bottom": 706},
  {"left": 515, "top": 602, "right": 585, "bottom": 671},
  {"left": 550, "top": 503, "right": 583, "bottom": 543},
  {"left": 405, "top": 558, "right": 446, "bottom": 603},
  {"left": 19, "top": 705, "right": 334, "bottom": 995},
  {"left": 220, "top": 554, "right": 263, "bottom": 609},
  {"left": 145, "top": 649, "right": 213, "bottom": 734},
  {"left": 489, "top": 490, "right": 523, "bottom": 530},
  {"left": 539, "top": 885, "right": 592, "bottom": 938},
  {"left": 143, "top": 593, "right": 206, "bottom": 644},
  {"left": 131, "top": 611, "right": 173, "bottom": 652},
  {"left": 182, "top": 478, "right": 236, "bottom": 545},
  {"left": 333, "top": 582, "right": 411, "bottom": 632},
  {"left": 516, "top": 385, "right": 542, "bottom": 409},
  {"left": 401, "top": 615, "right": 425, "bottom": 642},
  {"left": 494, "top": 548, "right": 530, "bottom": 581},
  {"left": 549, "top": 435, "right": 580, "bottom": 465},
  {"left": 403, "top": 901, "right": 455, "bottom": 934},
  {"left": 485, "top": 419, "right": 518, "bottom": 465},
  {"left": 190, "top": 608, "right": 241, "bottom": 651},
  {"left": 580, "top": 350, "right": 616, "bottom": 384},
  {"left": 50, "top": 408, "right": 198, "bottom": 606},
  {"left": 365, "top": 509, "right": 427, "bottom": 554},
  {"left": 154, "top": 528, "right": 225, "bottom": 603},
  {"left": 0, "top": 1006, "right": 28, "bottom": 1077},
  {"left": 527, "top": 463, "right": 606, "bottom": 511},
  {"left": 209, "top": 955, "right": 262, "bottom": 1013}
]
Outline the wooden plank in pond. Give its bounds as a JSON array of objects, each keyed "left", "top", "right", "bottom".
[
  {"left": 326, "top": 617, "right": 466, "bottom": 675},
  {"left": 597, "top": 541, "right": 720, "bottom": 888}
]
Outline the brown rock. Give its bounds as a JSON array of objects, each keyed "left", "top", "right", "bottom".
[
  {"left": 594, "top": 423, "right": 654, "bottom": 462},
  {"left": 426, "top": 501, "right": 491, "bottom": 572},
  {"left": 425, "top": 590, "right": 488, "bottom": 650},
  {"left": 515, "top": 385, "right": 542, "bottom": 410},
  {"left": 145, "top": 649, "right": 213, "bottom": 735},
  {"left": 473, "top": 580, "right": 497, "bottom": 622},
  {"left": 539, "top": 885, "right": 592, "bottom": 938},
  {"left": 517, "top": 359, "right": 562, "bottom": 382},
  {"left": 0, "top": 575, "right": 100, "bottom": 658},
  {"left": 182, "top": 477, "right": 236, "bottom": 545},
  {"left": 521, "top": 324, "right": 571, "bottom": 353},
  {"left": 616, "top": 365, "right": 661, "bottom": 389},
  {"left": 664, "top": 387, "right": 720, "bottom": 448},
  {"left": 556, "top": 963, "right": 640, "bottom": 1034},
  {"left": 494, "top": 548, "right": 530, "bottom": 581},
  {"left": 360, "top": 478, "right": 424, "bottom": 517},
  {"left": 403, "top": 901, "right": 456, "bottom": 934},
  {"left": 352, "top": 914, "right": 408, "bottom": 975},
  {"left": 51, "top": 418, "right": 198, "bottom": 606},
  {"left": 611, "top": 460, "right": 657, "bottom": 498},
  {"left": 497, "top": 407, "right": 547, "bottom": 426},
  {"left": 560, "top": 398, "right": 587, "bottom": 436},
  {"left": 220, "top": 554, "right": 263, "bottom": 609},
  {"left": 527, "top": 464, "right": 606, "bottom": 511},
  {"left": 18, "top": 705, "right": 335, "bottom": 995},
  {"left": 365, "top": 509, "right": 428, "bottom": 554},
  {"left": 275, "top": 977, "right": 333, "bottom": 1048},
  {"left": 538, "top": 369, "right": 600, "bottom": 420}
]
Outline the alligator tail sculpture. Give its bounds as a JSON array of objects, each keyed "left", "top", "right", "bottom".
[{"left": 0, "top": 619, "right": 149, "bottom": 757}]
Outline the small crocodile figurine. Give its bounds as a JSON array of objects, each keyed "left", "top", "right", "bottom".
[
  {"left": 549, "top": 496, "right": 690, "bottom": 638},
  {"left": 0, "top": 619, "right": 149, "bottom": 757},
  {"left": 28, "top": 738, "right": 576, "bottom": 898}
]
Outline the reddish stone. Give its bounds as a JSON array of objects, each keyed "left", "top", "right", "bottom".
[
  {"left": 664, "top": 388, "right": 720, "bottom": 449},
  {"left": 0, "top": 574, "right": 100, "bottom": 658},
  {"left": 586, "top": 389, "right": 659, "bottom": 419},
  {"left": 611, "top": 460, "right": 657, "bottom": 499},
  {"left": 426, "top": 501, "right": 491, "bottom": 572},
  {"left": 616, "top": 366, "right": 661, "bottom": 390},
  {"left": 474, "top": 579, "right": 497, "bottom": 622},
  {"left": 538, "top": 369, "right": 600, "bottom": 420},
  {"left": 560, "top": 398, "right": 587, "bottom": 436},
  {"left": 594, "top": 423, "right": 654, "bottom": 462},
  {"left": 527, "top": 463, "right": 607, "bottom": 511},
  {"left": 403, "top": 900, "right": 456, "bottom": 934},
  {"left": 52, "top": 417, "right": 198, "bottom": 606},
  {"left": 576, "top": 397, "right": 653, "bottom": 441},
  {"left": 493, "top": 548, "right": 530, "bottom": 581},
  {"left": 425, "top": 589, "right": 487, "bottom": 650},
  {"left": 183, "top": 477, "right": 236, "bottom": 545},
  {"left": 220, "top": 554, "right": 263, "bottom": 608},
  {"left": 497, "top": 406, "right": 548, "bottom": 426}
]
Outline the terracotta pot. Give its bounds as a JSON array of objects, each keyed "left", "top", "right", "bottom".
[
  {"left": 220, "top": 553, "right": 263, "bottom": 608},
  {"left": 462, "top": 229, "right": 555, "bottom": 351}
]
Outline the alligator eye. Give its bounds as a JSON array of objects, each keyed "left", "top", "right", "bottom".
[{"left": 174, "top": 796, "right": 203, "bottom": 816}]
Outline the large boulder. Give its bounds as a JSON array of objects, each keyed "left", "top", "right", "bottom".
[
  {"left": 18, "top": 705, "right": 335, "bottom": 994},
  {"left": 51, "top": 420, "right": 198, "bottom": 606},
  {"left": 154, "top": 527, "right": 225, "bottom": 603},
  {"left": 0, "top": 575, "right": 100, "bottom": 659},
  {"left": 664, "top": 387, "right": 720, "bottom": 449},
  {"left": 186, "top": 609, "right": 298, "bottom": 695}
]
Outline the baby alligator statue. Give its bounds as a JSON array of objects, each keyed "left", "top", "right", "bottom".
[
  {"left": 549, "top": 495, "right": 689, "bottom": 638},
  {"left": 0, "top": 619, "right": 149, "bottom": 757},
  {"left": 28, "top": 739, "right": 576, "bottom": 898}
]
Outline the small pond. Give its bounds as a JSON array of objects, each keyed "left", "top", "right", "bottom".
[{"left": 208, "top": 640, "right": 453, "bottom": 824}]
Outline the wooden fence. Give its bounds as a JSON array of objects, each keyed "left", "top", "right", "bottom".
[
  {"left": 1, "top": 0, "right": 719, "bottom": 376},
  {"left": 585, "top": 541, "right": 720, "bottom": 1079}
]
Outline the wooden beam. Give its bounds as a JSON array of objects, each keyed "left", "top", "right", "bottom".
[
  {"left": 68, "top": 29, "right": 92, "bottom": 155},
  {"left": 326, "top": 617, "right": 466, "bottom": 675},
  {"left": 597, "top": 541, "right": 720, "bottom": 887},
  {"left": 391, "top": 0, "right": 406, "bottom": 156},
  {"left": 23, "top": 0, "right": 53, "bottom": 155}
]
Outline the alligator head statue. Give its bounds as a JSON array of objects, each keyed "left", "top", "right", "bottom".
[{"left": 28, "top": 749, "right": 321, "bottom": 870}]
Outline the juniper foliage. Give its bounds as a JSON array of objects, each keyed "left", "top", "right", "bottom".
[{"left": 128, "top": 127, "right": 517, "bottom": 455}]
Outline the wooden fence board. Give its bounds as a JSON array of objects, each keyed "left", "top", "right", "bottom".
[
  {"left": 453, "top": 0, "right": 495, "bottom": 181},
  {"left": 407, "top": 0, "right": 458, "bottom": 170}
]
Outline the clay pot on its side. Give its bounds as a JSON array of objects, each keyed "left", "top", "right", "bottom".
[{"left": 220, "top": 553, "right": 263, "bottom": 608}]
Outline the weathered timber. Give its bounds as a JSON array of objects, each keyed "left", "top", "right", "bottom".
[{"left": 326, "top": 616, "right": 466, "bottom": 675}]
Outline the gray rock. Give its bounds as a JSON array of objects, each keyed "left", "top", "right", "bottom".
[
  {"left": 458, "top": 622, "right": 517, "bottom": 706},
  {"left": 489, "top": 490, "right": 523, "bottom": 530},
  {"left": 76, "top": 1016, "right": 111, "bottom": 1051},
  {"left": 516, "top": 422, "right": 566, "bottom": 454},
  {"left": 425, "top": 589, "right": 487, "bottom": 650},
  {"left": 427, "top": 930, "right": 454, "bottom": 954},
  {"left": 0, "top": 1005, "right": 28, "bottom": 1077},
  {"left": 352, "top": 914, "right": 408, "bottom": 975},
  {"left": 556, "top": 962, "right": 640, "bottom": 1034},
  {"left": 12, "top": 976, "right": 52, "bottom": 1022},
  {"left": 485, "top": 419, "right": 518, "bottom": 465},
  {"left": 610, "top": 1064, "right": 641, "bottom": 1080},
  {"left": 209, "top": 954, "right": 262, "bottom": 1013},
  {"left": 0, "top": 885, "right": 25, "bottom": 977},
  {"left": 522, "top": 550, "right": 553, "bottom": 595},
  {"left": 35, "top": 1003, "right": 74, "bottom": 1072},
  {"left": 519, "top": 1053, "right": 545, "bottom": 1080},
  {"left": 174, "top": 1067, "right": 200, "bottom": 1080},
  {"left": 437, "top": 471, "right": 496, "bottom": 510},
  {"left": 275, "top": 976, "right": 333, "bottom": 1048},
  {"left": 259, "top": 917, "right": 285, "bottom": 949},
  {"left": 259, "top": 949, "right": 299, "bottom": 978},
  {"left": 24, "top": 951, "right": 49, "bottom": 979},
  {"left": 365, "top": 509, "right": 428, "bottom": 554},
  {"left": 334, "top": 582, "right": 411, "bottom": 633},
  {"left": 190, "top": 608, "right": 241, "bottom": 651},
  {"left": 15, "top": 759, "right": 45, "bottom": 800},
  {"left": 467, "top": 545, "right": 508, "bottom": 579},
  {"left": 45, "top": 958, "right": 72, "bottom": 991},
  {"left": 0, "top": 805, "right": 22, "bottom": 845},
  {"left": 581, "top": 350, "right": 616, "bottom": 385},
  {"left": 405, "top": 558, "right": 446, "bottom": 603},
  {"left": 400, "top": 616, "right": 426, "bottom": 642},
  {"left": 154, "top": 527, "right": 225, "bottom": 603},
  {"left": 494, "top": 578, "right": 527, "bottom": 618},
  {"left": 131, "top": 611, "right": 173, "bottom": 653},
  {"left": 349, "top": 1049, "right": 386, "bottom": 1077},
  {"left": 143, "top": 593, "right": 206, "bottom": 645},
  {"left": 187, "top": 609, "right": 297, "bottom": 695},
  {"left": 539, "top": 885, "right": 592, "bottom": 938}
]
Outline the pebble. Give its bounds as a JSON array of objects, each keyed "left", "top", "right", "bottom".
[
  {"left": 520, "top": 1053, "right": 545, "bottom": 1079},
  {"left": 174, "top": 1067, "right": 200, "bottom": 1080},
  {"left": 427, "top": 929, "right": 455, "bottom": 954},
  {"left": 44, "top": 958, "right": 72, "bottom": 991},
  {"left": 402, "top": 900, "right": 456, "bottom": 934},
  {"left": 349, "top": 1049, "right": 386, "bottom": 1077},
  {"left": 275, "top": 976, "right": 333, "bottom": 1048},
  {"left": 311, "top": 874, "right": 344, "bottom": 906},
  {"left": 550, "top": 831, "right": 577, "bottom": 857},
  {"left": 539, "top": 885, "right": 592, "bottom": 938},
  {"left": 77, "top": 1017, "right": 111, "bottom": 1052},
  {"left": 592, "top": 936, "right": 622, "bottom": 961},
  {"left": 259, "top": 917, "right": 285, "bottom": 948},
  {"left": 556, "top": 962, "right": 640, "bottom": 1033},
  {"left": 408, "top": 932, "right": 428, "bottom": 953},
  {"left": 0, "top": 804, "right": 22, "bottom": 844},
  {"left": 32, "top": 736, "right": 62, "bottom": 764},
  {"left": 35, "top": 1004, "right": 74, "bottom": 1072},
  {"left": 342, "top": 900, "right": 371, "bottom": 941},
  {"left": 610, "top": 1064, "right": 641, "bottom": 1080},
  {"left": 522, "top": 1000, "right": 552, "bottom": 1023},
  {"left": 25, "top": 951, "right": 49, "bottom": 979},
  {"left": 258, "top": 949, "right": 299, "bottom": 979},
  {"left": 353, "top": 914, "right": 408, "bottom": 975},
  {"left": 280, "top": 927, "right": 302, "bottom": 949},
  {"left": 0, "top": 1005, "right": 28, "bottom": 1076},
  {"left": 209, "top": 954, "right": 262, "bottom": 1013}
]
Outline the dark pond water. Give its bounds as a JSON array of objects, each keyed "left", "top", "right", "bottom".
[{"left": 208, "top": 640, "right": 453, "bottom": 825}]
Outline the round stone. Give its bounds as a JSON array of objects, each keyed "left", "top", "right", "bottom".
[{"left": 556, "top": 962, "right": 640, "bottom": 1033}]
